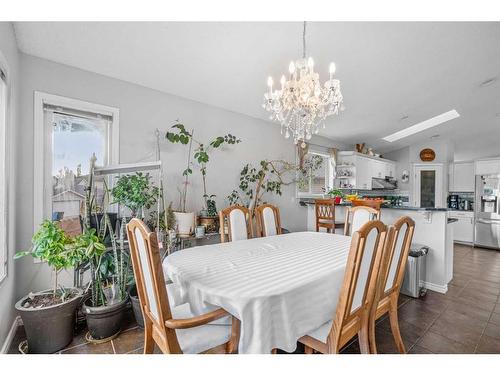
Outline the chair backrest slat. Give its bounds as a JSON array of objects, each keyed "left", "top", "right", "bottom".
[
  {"left": 344, "top": 206, "right": 381, "bottom": 236},
  {"left": 255, "top": 204, "right": 281, "bottom": 237},
  {"left": 327, "top": 220, "right": 387, "bottom": 351},
  {"left": 127, "top": 218, "right": 182, "bottom": 353},
  {"left": 314, "top": 198, "right": 337, "bottom": 233},
  {"left": 219, "top": 205, "right": 253, "bottom": 243},
  {"left": 380, "top": 216, "right": 415, "bottom": 297}
]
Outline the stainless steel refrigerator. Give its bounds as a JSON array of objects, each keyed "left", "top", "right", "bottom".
[{"left": 475, "top": 174, "right": 500, "bottom": 249}]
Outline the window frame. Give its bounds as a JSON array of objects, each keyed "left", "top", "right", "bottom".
[
  {"left": 33, "top": 92, "right": 120, "bottom": 232},
  {"left": 0, "top": 67, "right": 8, "bottom": 284},
  {"left": 296, "top": 150, "right": 334, "bottom": 198}
]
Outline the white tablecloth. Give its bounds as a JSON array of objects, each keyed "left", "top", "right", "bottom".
[{"left": 163, "top": 231, "right": 351, "bottom": 353}]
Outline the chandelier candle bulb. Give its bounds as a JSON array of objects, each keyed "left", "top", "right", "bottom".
[
  {"left": 329, "top": 62, "right": 336, "bottom": 79},
  {"left": 308, "top": 57, "right": 314, "bottom": 71}
]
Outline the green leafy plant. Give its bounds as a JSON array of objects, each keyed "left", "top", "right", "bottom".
[
  {"left": 111, "top": 172, "right": 159, "bottom": 217},
  {"left": 326, "top": 188, "right": 345, "bottom": 198},
  {"left": 166, "top": 122, "right": 241, "bottom": 213},
  {"left": 147, "top": 201, "right": 176, "bottom": 232},
  {"left": 227, "top": 159, "right": 297, "bottom": 210},
  {"left": 205, "top": 195, "right": 217, "bottom": 217},
  {"left": 14, "top": 220, "right": 103, "bottom": 297},
  {"left": 83, "top": 157, "right": 135, "bottom": 307},
  {"left": 297, "top": 154, "right": 324, "bottom": 190}
]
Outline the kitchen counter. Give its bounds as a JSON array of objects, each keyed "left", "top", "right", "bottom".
[
  {"left": 302, "top": 200, "right": 453, "bottom": 294},
  {"left": 298, "top": 198, "right": 448, "bottom": 211}
]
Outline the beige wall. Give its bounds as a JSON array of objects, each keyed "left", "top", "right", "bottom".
[{"left": 14, "top": 53, "right": 350, "bottom": 300}]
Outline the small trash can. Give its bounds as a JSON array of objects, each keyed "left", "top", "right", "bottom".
[{"left": 400, "top": 244, "right": 429, "bottom": 298}]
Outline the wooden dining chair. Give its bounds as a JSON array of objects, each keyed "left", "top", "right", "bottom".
[
  {"left": 369, "top": 216, "right": 415, "bottom": 354},
  {"left": 126, "top": 218, "right": 240, "bottom": 354},
  {"left": 254, "top": 204, "right": 282, "bottom": 237},
  {"left": 219, "top": 205, "right": 253, "bottom": 243},
  {"left": 314, "top": 198, "right": 344, "bottom": 233},
  {"left": 344, "top": 206, "right": 381, "bottom": 236},
  {"left": 298, "top": 220, "right": 388, "bottom": 354},
  {"left": 352, "top": 199, "right": 383, "bottom": 211}
]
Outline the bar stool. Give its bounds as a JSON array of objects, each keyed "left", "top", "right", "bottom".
[{"left": 314, "top": 198, "right": 344, "bottom": 233}]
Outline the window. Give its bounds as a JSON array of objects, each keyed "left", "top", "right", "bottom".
[
  {"left": 297, "top": 152, "right": 334, "bottom": 196},
  {"left": 0, "top": 69, "right": 7, "bottom": 282},
  {"left": 34, "top": 93, "right": 119, "bottom": 230}
]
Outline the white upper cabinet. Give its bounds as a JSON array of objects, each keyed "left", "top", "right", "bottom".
[
  {"left": 450, "top": 162, "right": 474, "bottom": 192},
  {"left": 355, "top": 156, "right": 373, "bottom": 190},
  {"left": 475, "top": 159, "right": 500, "bottom": 176},
  {"left": 385, "top": 162, "right": 396, "bottom": 178},
  {"left": 336, "top": 151, "right": 395, "bottom": 190}
]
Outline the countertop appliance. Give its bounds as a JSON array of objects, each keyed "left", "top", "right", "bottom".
[
  {"left": 448, "top": 194, "right": 459, "bottom": 210},
  {"left": 371, "top": 177, "right": 397, "bottom": 190},
  {"left": 474, "top": 174, "right": 500, "bottom": 250}
]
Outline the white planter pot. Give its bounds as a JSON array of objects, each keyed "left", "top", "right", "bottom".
[{"left": 174, "top": 212, "right": 196, "bottom": 236}]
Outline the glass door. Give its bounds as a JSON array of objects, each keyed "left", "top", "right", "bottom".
[
  {"left": 413, "top": 164, "right": 444, "bottom": 208},
  {"left": 420, "top": 170, "right": 436, "bottom": 207}
]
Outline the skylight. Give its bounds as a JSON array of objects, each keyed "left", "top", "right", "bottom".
[{"left": 382, "top": 110, "right": 460, "bottom": 142}]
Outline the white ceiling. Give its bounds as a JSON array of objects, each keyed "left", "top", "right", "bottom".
[{"left": 13, "top": 22, "right": 500, "bottom": 160}]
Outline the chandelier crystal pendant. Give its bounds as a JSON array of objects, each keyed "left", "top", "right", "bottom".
[{"left": 263, "top": 22, "right": 344, "bottom": 147}]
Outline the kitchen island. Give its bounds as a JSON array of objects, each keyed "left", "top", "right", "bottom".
[{"left": 301, "top": 200, "right": 454, "bottom": 294}]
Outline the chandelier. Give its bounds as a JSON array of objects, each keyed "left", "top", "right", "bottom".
[{"left": 263, "top": 22, "right": 344, "bottom": 147}]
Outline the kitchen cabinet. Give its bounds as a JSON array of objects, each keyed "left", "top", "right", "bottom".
[
  {"left": 385, "top": 163, "right": 396, "bottom": 178},
  {"left": 449, "top": 211, "right": 474, "bottom": 243},
  {"left": 475, "top": 158, "right": 500, "bottom": 175},
  {"left": 449, "top": 162, "right": 474, "bottom": 192},
  {"left": 336, "top": 151, "right": 396, "bottom": 190},
  {"left": 372, "top": 159, "right": 385, "bottom": 179},
  {"left": 355, "top": 156, "right": 372, "bottom": 190}
]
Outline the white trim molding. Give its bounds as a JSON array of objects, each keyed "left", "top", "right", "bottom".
[
  {"left": 33, "top": 92, "right": 119, "bottom": 231},
  {"left": 1, "top": 316, "right": 22, "bottom": 353},
  {"left": 423, "top": 281, "right": 448, "bottom": 295}
]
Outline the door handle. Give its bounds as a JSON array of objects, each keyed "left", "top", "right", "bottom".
[{"left": 477, "top": 219, "right": 500, "bottom": 225}]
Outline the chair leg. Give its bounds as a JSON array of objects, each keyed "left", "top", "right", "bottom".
[
  {"left": 368, "top": 316, "right": 377, "bottom": 354},
  {"left": 143, "top": 320, "right": 155, "bottom": 354},
  {"left": 304, "top": 345, "right": 314, "bottom": 354},
  {"left": 388, "top": 301, "right": 406, "bottom": 354},
  {"left": 358, "top": 325, "right": 371, "bottom": 354},
  {"left": 226, "top": 317, "right": 241, "bottom": 354}
]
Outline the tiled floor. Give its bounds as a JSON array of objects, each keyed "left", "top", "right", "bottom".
[{"left": 8, "top": 243, "right": 500, "bottom": 354}]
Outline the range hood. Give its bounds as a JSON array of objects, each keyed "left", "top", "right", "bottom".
[{"left": 372, "top": 177, "right": 398, "bottom": 190}]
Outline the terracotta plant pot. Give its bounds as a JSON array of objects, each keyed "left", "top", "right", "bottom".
[{"left": 15, "top": 288, "right": 83, "bottom": 353}]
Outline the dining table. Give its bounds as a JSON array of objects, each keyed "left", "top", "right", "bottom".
[{"left": 162, "top": 231, "right": 352, "bottom": 354}]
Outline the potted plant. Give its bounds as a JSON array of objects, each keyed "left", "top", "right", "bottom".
[
  {"left": 14, "top": 220, "right": 92, "bottom": 353},
  {"left": 166, "top": 122, "right": 240, "bottom": 235},
  {"left": 111, "top": 172, "right": 159, "bottom": 219},
  {"left": 82, "top": 214, "right": 131, "bottom": 341},
  {"left": 327, "top": 188, "right": 345, "bottom": 204},
  {"left": 227, "top": 159, "right": 297, "bottom": 211}
]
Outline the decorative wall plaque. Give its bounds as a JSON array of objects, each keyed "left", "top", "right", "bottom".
[{"left": 419, "top": 148, "right": 436, "bottom": 162}]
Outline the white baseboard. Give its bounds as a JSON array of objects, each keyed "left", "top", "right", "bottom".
[
  {"left": 1, "top": 316, "right": 21, "bottom": 354},
  {"left": 423, "top": 281, "right": 448, "bottom": 294}
]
